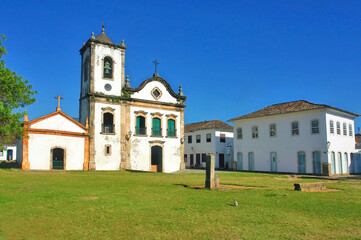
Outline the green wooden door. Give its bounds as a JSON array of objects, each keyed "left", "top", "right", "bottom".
[
  {"left": 53, "top": 148, "right": 64, "bottom": 170},
  {"left": 151, "top": 146, "right": 162, "bottom": 172}
]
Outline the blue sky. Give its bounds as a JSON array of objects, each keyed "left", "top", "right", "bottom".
[{"left": 2, "top": 0, "right": 361, "bottom": 130}]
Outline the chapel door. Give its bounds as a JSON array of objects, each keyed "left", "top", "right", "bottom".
[
  {"left": 7, "top": 150, "right": 13, "bottom": 161},
  {"left": 270, "top": 152, "right": 277, "bottom": 172},
  {"left": 52, "top": 148, "right": 64, "bottom": 170},
  {"left": 219, "top": 154, "right": 225, "bottom": 169},
  {"left": 151, "top": 146, "right": 163, "bottom": 172}
]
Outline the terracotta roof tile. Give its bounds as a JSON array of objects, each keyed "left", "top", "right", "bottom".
[
  {"left": 228, "top": 100, "right": 359, "bottom": 122},
  {"left": 185, "top": 120, "right": 233, "bottom": 133}
]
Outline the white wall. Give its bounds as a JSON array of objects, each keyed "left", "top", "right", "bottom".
[
  {"left": 129, "top": 106, "right": 181, "bottom": 173},
  {"left": 232, "top": 109, "right": 328, "bottom": 174},
  {"left": 27, "top": 134, "right": 85, "bottom": 170},
  {"left": 325, "top": 110, "right": 356, "bottom": 174},
  {"left": 184, "top": 129, "right": 233, "bottom": 169},
  {"left": 93, "top": 45, "right": 123, "bottom": 96},
  {"left": 93, "top": 102, "right": 122, "bottom": 170},
  {"left": 31, "top": 115, "right": 85, "bottom": 133}
]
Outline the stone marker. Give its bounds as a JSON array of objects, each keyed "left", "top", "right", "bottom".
[
  {"left": 215, "top": 174, "right": 219, "bottom": 188},
  {"left": 205, "top": 154, "right": 216, "bottom": 189},
  {"left": 294, "top": 182, "right": 326, "bottom": 192}
]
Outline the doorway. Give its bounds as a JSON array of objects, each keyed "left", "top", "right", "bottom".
[
  {"left": 190, "top": 154, "right": 194, "bottom": 168},
  {"left": 52, "top": 148, "right": 64, "bottom": 170},
  {"left": 7, "top": 150, "right": 13, "bottom": 161},
  {"left": 219, "top": 154, "right": 225, "bottom": 169},
  {"left": 237, "top": 152, "right": 243, "bottom": 170},
  {"left": 270, "top": 152, "right": 277, "bottom": 172},
  {"left": 151, "top": 146, "right": 163, "bottom": 172}
]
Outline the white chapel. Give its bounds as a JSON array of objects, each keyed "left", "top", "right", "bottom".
[{"left": 18, "top": 27, "right": 187, "bottom": 173}]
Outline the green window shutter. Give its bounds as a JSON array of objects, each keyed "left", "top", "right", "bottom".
[
  {"left": 168, "top": 119, "right": 175, "bottom": 136},
  {"left": 136, "top": 116, "right": 140, "bottom": 134},
  {"left": 153, "top": 118, "right": 161, "bottom": 135}
]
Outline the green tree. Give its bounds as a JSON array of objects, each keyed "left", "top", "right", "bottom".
[{"left": 0, "top": 34, "right": 37, "bottom": 151}]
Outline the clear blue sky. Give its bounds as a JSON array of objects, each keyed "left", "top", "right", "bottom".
[{"left": 2, "top": 0, "right": 361, "bottom": 131}]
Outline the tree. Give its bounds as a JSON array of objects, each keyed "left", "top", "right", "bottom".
[{"left": 0, "top": 34, "right": 37, "bottom": 151}]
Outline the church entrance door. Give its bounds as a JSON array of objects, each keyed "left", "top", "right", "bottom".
[
  {"left": 151, "top": 146, "right": 163, "bottom": 172},
  {"left": 52, "top": 148, "right": 64, "bottom": 170}
]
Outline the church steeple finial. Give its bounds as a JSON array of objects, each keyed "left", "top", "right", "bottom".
[{"left": 102, "top": 21, "right": 105, "bottom": 33}]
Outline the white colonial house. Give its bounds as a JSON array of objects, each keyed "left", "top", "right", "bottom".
[
  {"left": 184, "top": 120, "right": 233, "bottom": 169},
  {"left": 228, "top": 100, "right": 359, "bottom": 175},
  {"left": 0, "top": 135, "right": 17, "bottom": 161},
  {"left": 18, "top": 27, "right": 187, "bottom": 173}
]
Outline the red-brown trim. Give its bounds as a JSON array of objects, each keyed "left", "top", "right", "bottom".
[
  {"left": 27, "top": 111, "right": 88, "bottom": 131},
  {"left": 28, "top": 129, "right": 89, "bottom": 138}
]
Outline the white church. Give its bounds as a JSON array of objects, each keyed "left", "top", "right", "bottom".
[{"left": 17, "top": 27, "right": 187, "bottom": 173}]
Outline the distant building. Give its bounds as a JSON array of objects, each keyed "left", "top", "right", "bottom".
[
  {"left": 184, "top": 120, "right": 233, "bottom": 169},
  {"left": 355, "top": 134, "right": 361, "bottom": 151},
  {"left": 0, "top": 135, "right": 17, "bottom": 161},
  {"left": 228, "top": 100, "right": 359, "bottom": 175}
]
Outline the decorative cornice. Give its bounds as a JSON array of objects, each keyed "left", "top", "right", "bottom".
[
  {"left": 165, "top": 114, "right": 178, "bottom": 118},
  {"left": 134, "top": 110, "right": 148, "bottom": 115},
  {"left": 149, "top": 140, "right": 165, "bottom": 144},
  {"left": 102, "top": 107, "right": 115, "bottom": 112},
  {"left": 123, "top": 75, "right": 187, "bottom": 101},
  {"left": 151, "top": 112, "right": 163, "bottom": 117},
  {"left": 79, "top": 38, "right": 127, "bottom": 54}
]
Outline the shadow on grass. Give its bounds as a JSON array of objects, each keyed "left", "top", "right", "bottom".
[
  {"left": 0, "top": 160, "right": 19, "bottom": 169},
  {"left": 173, "top": 184, "right": 205, "bottom": 190}
]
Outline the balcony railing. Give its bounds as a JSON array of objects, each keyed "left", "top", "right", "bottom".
[
  {"left": 167, "top": 130, "right": 176, "bottom": 137},
  {"left": 152, "top": 128, "right": 162, "bottom": 136},
  {"left": 136, "top": 127, "right": 147, "bottom": 135},
  {"left": 102, "top": 124, "right": 115, "bottom": 133}
]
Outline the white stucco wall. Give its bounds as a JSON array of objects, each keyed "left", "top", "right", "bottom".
[
  {"left": 325, "top": 110, "right": 357, "bottom": 174},
  {"left": 233, "top": 109, "right": 326, "bottom": 173},
  {"left": 93, "top": 102, "right": 122, "bottom": 170},
  {"left": 93, "top": 45, "right": 123, "bottom": 96},
  {"left": 27, "top": 134, "right": 85, "bottom": 170},
  {"left": 131, "top": 81, "right": 178, "bottom": 104},
  {"left": 184, "top": 129, "right": 233, "bottom": 168},
  {"left": 31, "top": 114, "right": 86, "bottom": 133},
  {"left": 129, "top": 106, "right": 182, "bottom": 173}
]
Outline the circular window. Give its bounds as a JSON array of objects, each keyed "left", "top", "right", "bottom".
[{"left": 104, "top": 84, "right": 112, "bottom": 91}]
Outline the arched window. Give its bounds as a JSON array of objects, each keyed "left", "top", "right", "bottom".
[
  {"left": 103, "top": 112, "right": 114, "bottom": 133},
  {"left": 330, "top": 120, "right": 334, "bottom": 134},
  {"left": 103, "top": 56, "right": 113, "bottom": 79},
  {"left": 167, "top": 119, "right": 176, "bottom": 137},
  {"left": 136, "top": 116, "right": 146, "bottom": 135},
  {"left": 152, "top": 118, "right": 161, "bottom": 136}
]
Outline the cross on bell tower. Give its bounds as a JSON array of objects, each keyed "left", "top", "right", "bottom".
[
  {"left": 152, "top": 59, "right": 159, "bottom": 76},
  {"left": 54, "top": 94, "right": 63, "bottom": 111}
]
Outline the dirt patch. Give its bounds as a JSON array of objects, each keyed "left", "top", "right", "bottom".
[{"left": 189, "top": 184, "right": 267, "bottom": 190}]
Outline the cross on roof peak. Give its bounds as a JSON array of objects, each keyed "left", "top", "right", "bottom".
[
  {"left": 54, "top": 94, "right": 63, "bottom": 111},
  {"left": 152, "top": 59, "right": 159, "bottom": 74}
]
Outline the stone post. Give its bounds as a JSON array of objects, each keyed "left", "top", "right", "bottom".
[
  {"left": 205, "top": 154, "right": 216, "bottom": 189},
  {"left": 322, "top": 162, "right": 331, "bottom": 176},
  {"left": 233, "top": 161, "right": 237, "bottom": 171}
]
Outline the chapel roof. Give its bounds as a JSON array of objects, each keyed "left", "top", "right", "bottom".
[
  {"left": 185, "top": 120, "right": 233, "bottom": 133},
  {"left": 228, "top": 100, "right": 359, "bottom": 122},
  {"left": 124, "top": 73, "right": 187, "bottom": 101}
]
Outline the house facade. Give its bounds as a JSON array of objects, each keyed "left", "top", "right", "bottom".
[
  {"left": 184, "top": 120, "right": 233, "bottom": 169},
  {"left": 228, "top": 100, "right": 358, "bottom": 175},
  {"left": 0, "top": 136, "right": 17, "bottom": 161}
]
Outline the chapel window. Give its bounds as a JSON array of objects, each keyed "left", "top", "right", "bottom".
[
  {"left": 167, "top": 119, "right": 176, "bottom": 137},
  {"left": 152, "top": 117, "right": 162, "bottom": 136},
  {"left": 105, "top": 145, "right": 112, "bottom": 156},
  {"left": 291, "top": 121, "right": 299, "bottom": 136},
  {"left": 136, "top": 116, "right": 146, "bottom": 135},
  {"left": 103, "top": 56, "right": 113, "bottom": 79},
  {"left": 102, "top": 112, "right": 114, "bottom": 133}
]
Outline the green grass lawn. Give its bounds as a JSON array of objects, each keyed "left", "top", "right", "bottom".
[{"left": 0, "top": 169, "right": 360, "bottom": 240}]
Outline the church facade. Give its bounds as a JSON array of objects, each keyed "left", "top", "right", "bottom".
[{"left": 18, "top": 28, "right": 187, "bottom": 173}]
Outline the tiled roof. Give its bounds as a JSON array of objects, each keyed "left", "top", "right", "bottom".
[
  {"left": 185, "top": 120, "right": 233, "bottom": 133},
  {"left": 228, "top": 100, "right": 359, "bottom": 122},
  {"left": 95, "top": 32, "right": 114, "bottom": 44}
]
